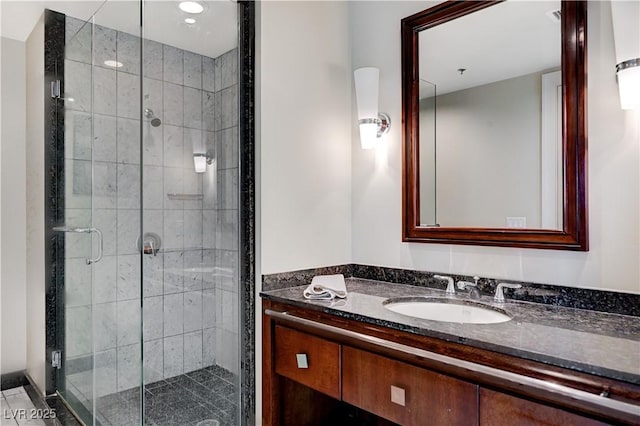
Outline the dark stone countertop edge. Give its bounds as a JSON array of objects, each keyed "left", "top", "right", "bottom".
[
  {"left": 260, "top": 290, "right": 640, "bottom": 386},
  {"left": 262, "top": 264, "right": 640, "bottom": 317}
]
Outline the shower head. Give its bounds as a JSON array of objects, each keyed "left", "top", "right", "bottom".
[{"left": 144, "top": 108, "right": 162, "bottom": 127}]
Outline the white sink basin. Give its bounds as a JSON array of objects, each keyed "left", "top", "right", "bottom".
[{"left": 383, "top": 297, "right": 512, "bottom": 324}]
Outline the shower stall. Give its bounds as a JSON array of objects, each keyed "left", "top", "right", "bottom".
[{"left": 42, "top": 1, "right": 254, "bottom": 425}]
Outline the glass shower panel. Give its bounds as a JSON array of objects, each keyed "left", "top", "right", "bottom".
[
  {"left": 141, "top": 1, "right": 241, "bottom": 424},
  {"left": 61, "top": 16, "right": 96, "bottom": 422},
  {"left": 61, "top": 2, "right": 143, "bottom": 424}
]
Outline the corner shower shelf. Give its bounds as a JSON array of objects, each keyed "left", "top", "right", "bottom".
[{"left": 167, "top": 193, "right": 204, "bottom": 201}]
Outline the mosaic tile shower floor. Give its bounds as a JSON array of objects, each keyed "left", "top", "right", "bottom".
[{"left": 70, "top": 366, "right": 237, "bottom": 426}]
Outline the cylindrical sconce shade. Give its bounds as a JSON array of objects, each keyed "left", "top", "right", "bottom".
[
  {"left": 611, "top": 1, "right": 640, "bottom": 110},
  {"left": 359, "top": 123, "right": 378, "bottom": 150},
  {"left": 617, "top": 65, "right": 640, "bottom": 110},
  {"left": 354, "top": 67, "right": 380, "bottom": 120},
  {"left": 355, "top": 67, "right": 380, "bottom": 149},
  {"left": 193, "top": 154, "right": 207, "bottom": 173},
  {"left": 353, "top": 67, "right": 391, "bottom": 149}
]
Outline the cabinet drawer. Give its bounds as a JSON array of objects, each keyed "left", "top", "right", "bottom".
[
  {"left": 274, "top": 325, "right": 341, "bottom": 399},
  {"left": 479, "top": 388, "right": 610, "bottom": 426},
  {"left": 342, "top": 346, "right": 478, "bottom": 426}
]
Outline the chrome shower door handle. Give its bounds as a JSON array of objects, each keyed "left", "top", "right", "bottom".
[
  {"left": 52, "top": 226, "right": 103, "bottom": 265},
  {"left": 86, "top": 228, "right": 103, "bottom": 265}
]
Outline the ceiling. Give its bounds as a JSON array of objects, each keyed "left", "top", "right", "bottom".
[
  {"left": 419, "top": 0, "right": 561, "bottom": 97},
  {"left": 1, "top": 0, "right": 237, "bottom": 59},
  {"left": 1, "top": 0, "right": 558, "bottom": 85}
]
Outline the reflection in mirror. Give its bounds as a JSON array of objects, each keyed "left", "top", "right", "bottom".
[
  {"left": 419, "top": 79, "right": 437, "bottom": 226},
  {"left": 401, "top": 0, "right": 588, "bottom": 250},
  {"left": 417, "top": 1, "right": 563, "bottom": 230}
]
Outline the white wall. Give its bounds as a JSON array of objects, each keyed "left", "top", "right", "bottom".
[
  {"left": 259, "top": 1, "right": 352, "bottom": 275},
  {"left": 350, "top": 1, "right": 640, "bottom": 294},
  {"left": 256, "top": 1, "right": 352, "bottom": 421},
  {"left": 0, "top": 36, "right": 28, "bottom": 376},
  {"left": 25, "top": 16, "right": 46, "bottom": 393}
]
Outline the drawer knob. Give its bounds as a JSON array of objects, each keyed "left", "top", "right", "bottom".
[
  {"left": 391, "top": 385, "right": 406, "bottom": 406},
  {"left": 296, "top": 353, "right": 309, "bottom": 369}
]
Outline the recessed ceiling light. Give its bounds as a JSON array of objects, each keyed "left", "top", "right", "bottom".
[
  {"left": 184, "top": 17, "right": 197, "bottom": 24},
  {"left": 179, "top": 1, "right": 204, "bottom": 14},
  {"left": 104, "top": 60, "right": 123, "bottom": 68}
]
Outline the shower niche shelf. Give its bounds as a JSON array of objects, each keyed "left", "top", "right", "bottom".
[{"left": 167, "top": 193, "right": 204, "bottom": 201}]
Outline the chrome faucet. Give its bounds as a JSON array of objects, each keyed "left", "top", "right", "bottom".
[
  {"left": 433, "top": 275, "right": 455, "bottom": 295},
  {"left": 494, "top": 282, "right": 522, "bottom": 302},
  {"left": 457, "top": 276, "right": 481, "bottom": 299}
]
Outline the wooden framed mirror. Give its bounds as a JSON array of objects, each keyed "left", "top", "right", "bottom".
[{"left": 401, "top": 0, "right": 588, "bottom": 250}]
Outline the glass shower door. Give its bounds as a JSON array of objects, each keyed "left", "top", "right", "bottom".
[{"left": 60, "top": 2, "right": 143, "bottom": 424}]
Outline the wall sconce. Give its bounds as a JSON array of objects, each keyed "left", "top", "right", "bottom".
[
  {"left": 611, "top": 1, "right": 640, "bottom": 110},
  {"left": 193, "top": 152, "right": 213, "bottom": 173},
  {"left": 354, "top": 67, "right": 391, "bottom": 149}
]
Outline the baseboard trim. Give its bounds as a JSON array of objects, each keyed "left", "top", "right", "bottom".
[
  {"left": 44, "top": 393, "right": 85, "bottom": 426},
  {"left": 1, "top": 370, "right": 29, "bottom": 390},
  {"left": 23, "top": 382, "right": 58, "bottom": 426}
]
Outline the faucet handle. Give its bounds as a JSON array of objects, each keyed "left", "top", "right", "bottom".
[
  {"left": 494, "top": 282, "right": 522, "bottom": 303},
  {"left": 433, "top": 275, "right": 455, "bottom": 294},
  {"left": 148, "top": 239, "right": 157, "bottom": 256}
]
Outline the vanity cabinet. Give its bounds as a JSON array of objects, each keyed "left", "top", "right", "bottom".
[{"left": 263, "top": 299, "right": 640, "bottom": 426}]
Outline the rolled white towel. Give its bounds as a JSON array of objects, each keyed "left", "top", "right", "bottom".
[{"left": 303, "top": 274, "right": 347, "bottom": 300}]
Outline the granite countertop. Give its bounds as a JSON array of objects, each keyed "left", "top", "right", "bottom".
[{"left": 261, "top": 278, "right": 640, "bottom": 385}]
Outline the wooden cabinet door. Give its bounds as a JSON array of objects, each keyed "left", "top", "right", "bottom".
[
  {"left": 479, "top": 388, "right": 610, "bottom": 426},
  {"left": 342, "top": 346, "right": 478, "bottom": 426},
  {"left": 274, "top": 325, "right": 341, "bottom": 399}
]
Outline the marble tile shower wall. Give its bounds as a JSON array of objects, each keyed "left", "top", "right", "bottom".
[{"left": 63, "top": 16, "right": 239, "bottom": 397}]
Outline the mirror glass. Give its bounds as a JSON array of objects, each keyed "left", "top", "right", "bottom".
[{"left": 417, "top": 1, "right": 563, "bottom": 230}]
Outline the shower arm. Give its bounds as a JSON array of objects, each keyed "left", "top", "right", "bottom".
[{"left": 52, "top": 226, "right": 103, "bottom": 265}]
